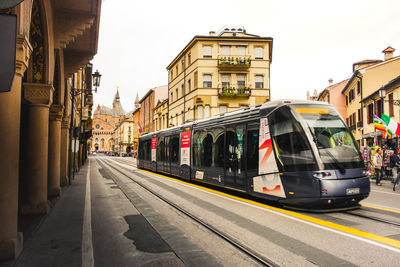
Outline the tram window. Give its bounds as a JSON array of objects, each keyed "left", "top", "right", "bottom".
[
  {"left": 269, "top": 107, "right": 317, "bottom": 172},
  {"left": 247, "top": 126, "right": 259, "bottom": 174},
  {"left": 203, "top": 134, "right": 213, "bottom": 167},
  {"left": 194, "top": 130, "right": 213, "bottom": 168},
  {"left": 157, "top": 138, "right": 165, "bottom": 162},
  {"left": 170, "top": 135, "right": 179, "bottom": 163},
  {"left": 212, "top": 128, "right": 225, "bottom": 168},
  {"left": 146, "top": 140, "right": 151, "bottom": 161},
  {"left": 193, "top": 131, "right": 201, "bottom": 167},
  {"left": 165, "top": 136, "right": 170, "bottom": 161}
]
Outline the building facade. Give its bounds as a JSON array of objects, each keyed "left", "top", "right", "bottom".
[
  {"left": 312, "top": 47, "right": 400, "bottom": 147},
  {"left": 153, "top": 99, "right": 169, "bottom": 131},
  {"left": 317, "top": 78, "right": 348, "bottom": 121},
  {"left": 167, "top": 26, "right": 273, "bottom": 127},
  {"left": 113, "top": 118, "right": 134, "bottom": 155},
  {"left": 90, "top": 90, "right": 128, "bottom": 152},
  {"left": 139, "top": 85, "right": 168, "bottom": 133},
  {"left": 0, "top": 0, "right": 101, "bottom": 260}
]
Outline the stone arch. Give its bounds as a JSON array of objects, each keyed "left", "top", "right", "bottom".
[{"left": 26, "top": 0, "right": 54, "bottom": 84}]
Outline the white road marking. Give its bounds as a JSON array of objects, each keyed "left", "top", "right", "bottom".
[
  {"left": 370, "top": 189, "right": 400, "bottom": 196},
  {"left": 82, "top": 160, "right": 94, "bottom": 267}
]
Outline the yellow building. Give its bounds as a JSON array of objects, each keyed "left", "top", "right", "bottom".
[
  {"left": 113, "top": 117, "right": 134, "bottom": 155},
  {"left": 343, "top": 47, "right": 400, "bottom": 146},
  {"left": 153, "top": 99, "right": 169, "bottom": 130},
  {"left": 167, "top": 26, "right": 273, "bottom": 126}
]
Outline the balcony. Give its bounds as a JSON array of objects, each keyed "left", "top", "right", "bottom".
[
  {"left": 357, "top": 121, "right": 363, "bottom": 128},
  {"left": 349, "top": 125, "right": 356, "bottom": 131},
  {"left": 218, "top": 84, "right": 251, "bottom": 98},
  {"left": 218, "top": 55, "right": 251, "bottom": 69}
]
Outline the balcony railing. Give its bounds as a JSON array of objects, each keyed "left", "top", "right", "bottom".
[
  {"left": 349, "top": 124, "right": 356, "bottom": 131},
  {"left": 218, "top": 84, "right": 251, "bottom": 97},
  {"left": 218, "top": 55, "right": 251, "bottom": 67},
  {"left": 357, "top": 121, "right": 363, "bottom": 128}
]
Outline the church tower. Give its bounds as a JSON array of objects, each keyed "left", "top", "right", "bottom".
[
  {"left": 134, "top": 92, "right": 140, "bottom": 110},
  {"left": 112, "top": 87, "right": 126, "bottom": 116}
]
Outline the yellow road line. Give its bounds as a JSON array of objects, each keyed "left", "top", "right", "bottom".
[
  {"left": 362, "top": 203, "right": 400, "bottom": 214},
  {"left": 139, "top": 169, "right": 400, "bottom": 249}
]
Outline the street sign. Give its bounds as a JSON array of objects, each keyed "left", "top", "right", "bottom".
[{"left": 0, "top": 14, "right": 17, "bottom": 93}]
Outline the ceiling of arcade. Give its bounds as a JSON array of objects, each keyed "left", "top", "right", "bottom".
[{"left": 53, "top": 0, "right": 101, "bottom": 76}]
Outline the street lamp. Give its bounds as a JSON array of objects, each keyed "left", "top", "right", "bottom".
[
  {"left": 68, "top": 68, "right": 101, "bottom": 185},
  {"left": 92, "top": 69, "right": 102, "bottom": 93}
]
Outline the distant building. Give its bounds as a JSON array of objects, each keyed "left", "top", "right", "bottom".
[
  {"left": 113, "top": 117, "right": 134, "bottom": 155},
  {"left": 306, "top": 89, "right": 319, "bottom": 101},
  {"left": 317, "top": 78, "right": 348, "bottom": 120},
  {"left": 167, "top": 26, "right": 273, "bottom": 126},
  {"left": 139, "top": 85, "right": 168, "bottom": 133},
  {"left": 153, "top": 99, "right": 169, "bottom": 131},
  {"left": 91, "top": 89, "right": 128, "bottom": 151}
]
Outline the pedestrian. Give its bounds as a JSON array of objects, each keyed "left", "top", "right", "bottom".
[
  {"left": 382, "top": 145, "right": 390, "bottom": 179},
  {"left": 390, "top": 150, "right": 399, "bottom": 179},
  {"left": 373, "top": 148, "right": 383, "bottom": 186},
  {"left": 393, "top": 149, "right": 400, "bottom": 191}
]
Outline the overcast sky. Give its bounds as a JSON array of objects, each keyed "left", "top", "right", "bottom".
[{"left": 92, "top": 0, "right": 400, "bottom": 112}]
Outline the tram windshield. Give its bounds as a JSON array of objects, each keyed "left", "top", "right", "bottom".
[{"left": 293, "top": 104, "right": 364, "bottom": 170}]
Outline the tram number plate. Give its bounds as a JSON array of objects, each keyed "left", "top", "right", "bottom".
[{"left": 346, "top": 188, "right": 360, "bottom": 195}]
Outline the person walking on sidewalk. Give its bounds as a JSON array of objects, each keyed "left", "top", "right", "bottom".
[
  {"left": 373, "top": 148, "right": 383, "bottom": 186},
  {"left": 390, "top": 150, "right": 400, "bottom": 191}
]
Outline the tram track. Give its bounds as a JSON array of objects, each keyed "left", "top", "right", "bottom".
[
  {"left": 107, "top": 157, "right": 400, "bottom": 230},
  {"left": 344, "top": 209, "right": 400, "bottom": 228},
  {"left": 96, "top": 158, "right": 278, "bottom": 267}
]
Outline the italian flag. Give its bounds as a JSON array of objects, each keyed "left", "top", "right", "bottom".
[{"left": 381, "top": 113, "right": 400, "bottom": 137}]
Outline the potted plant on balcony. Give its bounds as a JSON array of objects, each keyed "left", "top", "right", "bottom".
[
  {"left": 222, "top": 87, "right": 228, "bottom": 96},
  {"left": 238, "top": 87, "right": 244, "bottom": 95},
  {"left": 230, "top": 87, "right": 236, "bottom": 97}
]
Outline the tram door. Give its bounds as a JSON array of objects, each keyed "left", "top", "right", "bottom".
[{"left": 225, "top": 124, "right": 246, "bottom": 189}]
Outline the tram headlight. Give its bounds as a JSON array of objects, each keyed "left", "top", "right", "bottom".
[{"left": 313, "top": 171, "right": 332, "bottom": 179}]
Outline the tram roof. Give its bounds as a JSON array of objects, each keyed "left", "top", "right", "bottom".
[{"left": 140, "top": 100, "right": 330, "bottom": 138}]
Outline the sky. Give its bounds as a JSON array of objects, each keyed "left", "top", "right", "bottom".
[{"left": 92, "top": 0, "right": 400, "bottom": 112}]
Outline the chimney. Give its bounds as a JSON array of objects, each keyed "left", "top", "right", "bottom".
[
  {"left": 328, "top": 78, "right": 333, "bottom": 86},
  {"left": 382, "top": 46, "right": 395, "bottom": 61},
  {"left": 209, "top": 31, "right": 215, "bottom": 36}
]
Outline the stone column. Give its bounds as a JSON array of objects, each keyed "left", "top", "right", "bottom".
[
  {"left": 60, "top": 116, "right": 70, "bottom": 186},
  {"left": 0, "top": 35, "right": 31, "bottom": 260},
  {"left": 48, "top": 104, "right": 64, "bottom": 197},
  {"left": 22, "top": 83, "right": 54, "bottom": 214}
]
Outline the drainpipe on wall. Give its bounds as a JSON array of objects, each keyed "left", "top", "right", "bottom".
[
  {"left": 356, "top": 72, "right": 364, "bottom": 145},
  {"left": 183, "top": 54, "right": 186, "bottom": 124}
]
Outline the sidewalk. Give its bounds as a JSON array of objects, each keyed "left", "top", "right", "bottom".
[
  {"left": 2, "top": 165, "right": 88, "bottom": 267},
  {"left": 0, "top": 158, "right": 187, "bottom": 267}
]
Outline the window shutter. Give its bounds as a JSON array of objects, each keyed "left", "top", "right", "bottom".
[{"left": 255, "top": 47, "right": 263, "bottom": 59}]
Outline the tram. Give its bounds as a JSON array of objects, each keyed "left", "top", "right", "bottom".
[{"left": 138, "top": 100, "right": 370, "bottom": 208}]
